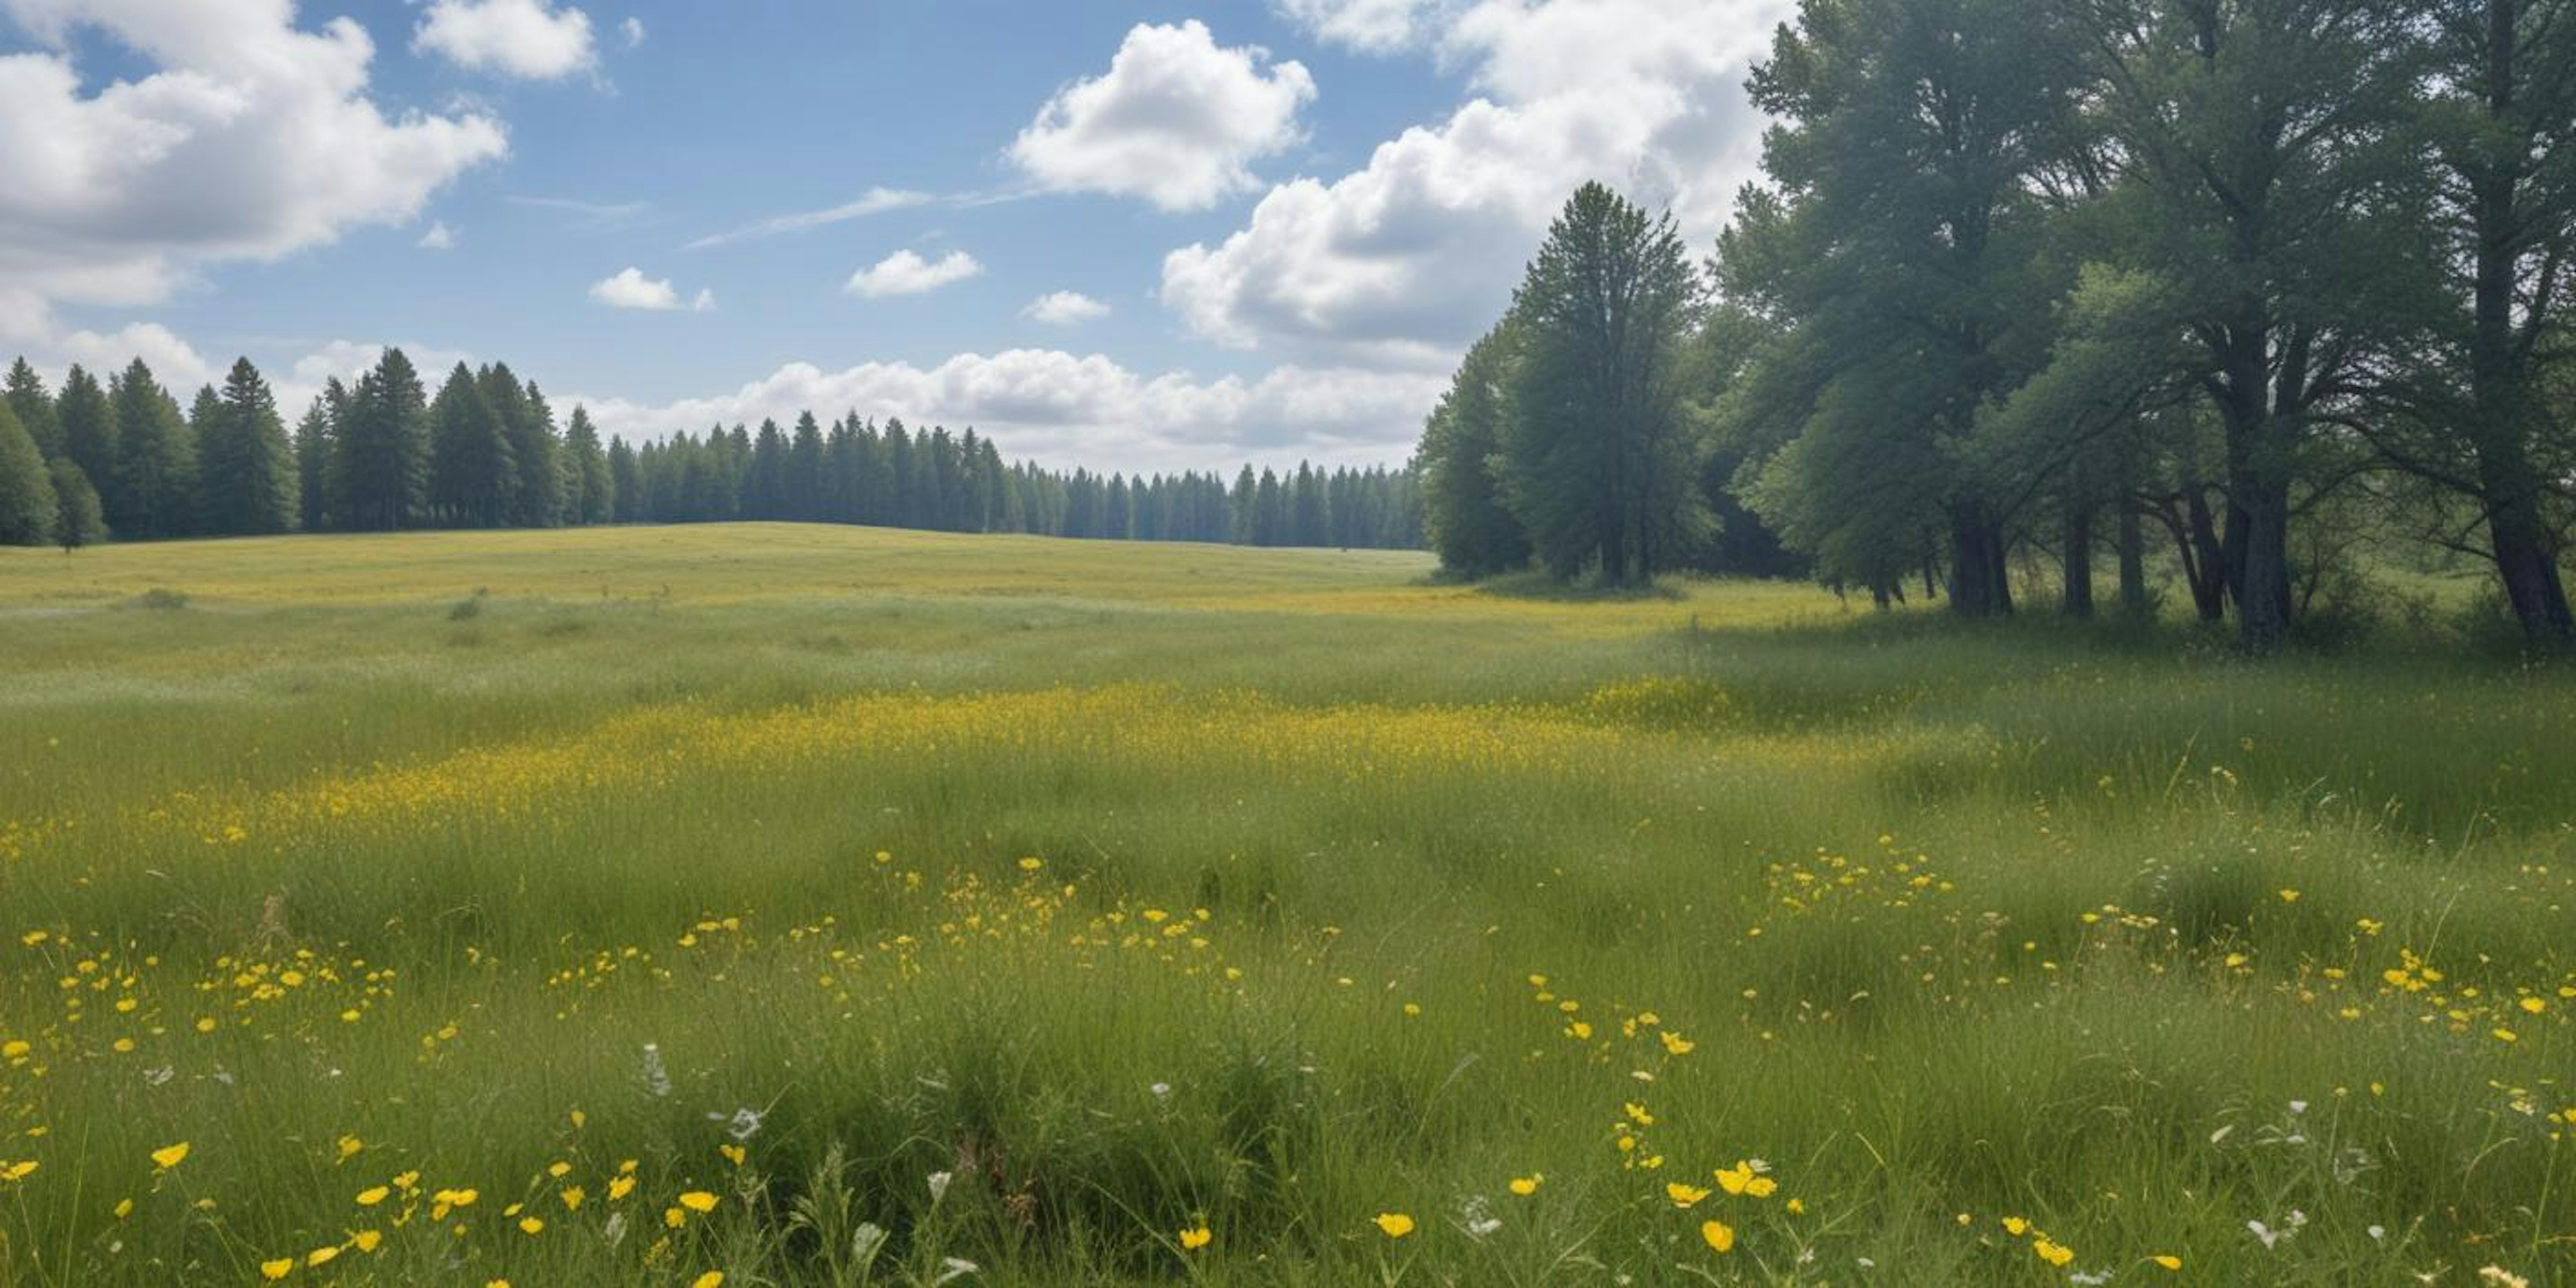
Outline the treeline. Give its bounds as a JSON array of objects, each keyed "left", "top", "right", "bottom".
[
  {"left": 0, "top": 350, "right": 1421, "bottom": 552},
  {"left": 1421, "top": 0, "right": 2576, "bottom": 649},
  {"left": 613, "top": 422, "right": 1419, "bottom": 548}
]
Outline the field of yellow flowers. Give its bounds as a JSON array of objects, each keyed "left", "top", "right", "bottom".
[{"left": 0, "top": 524, "right": 2569, "bottom": 1286}]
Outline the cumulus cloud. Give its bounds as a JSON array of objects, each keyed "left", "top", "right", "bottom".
[
  {"left": 1010, "top": 20, "right": 1316, "bottom": 213},
  {"left": 619, "top": 16, "right": 645, "bottom": 48},
  {"left": 1022, "top": 290, "right": 1110, "bottom": 326},
  {"left": 588, "top": 266, "right": 711, "bottom": 311},
  {"left": 577, "top": 349, "right": 1444, "bottom": 470},
  {"left": 0, "top": 0, "right": 508, "bottom": 325},
  {"left": 417, "top": 220, "right": 457, "bottom": 250},
  {"left": 1165, "top": 0, "right": 1788, "bottom": 368},
  {"left": 685, "top": 187, "right": 933, "bottom": 251},
  {"left": 847, "top": 249, "right": 982, "bottom": 299},
  {"left": 53, "top": 321, "right": 216, "bottom": 393},
  {"left": 413, "top": 0, "right": 599, "bottom": 80}
]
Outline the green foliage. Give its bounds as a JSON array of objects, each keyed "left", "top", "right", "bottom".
[
  {"left": 107, "top": 359, "right": 197, "bottom": 540},
  {"left": 197, "top": 358, "right": 299, "bottom": 535},
  {"left": 49, "top": 456, "right": 105, "bottom": 551},
  {"left": 0, "top": 399, "right": 56, "bottom": 545},
  {"left": 429, "top": 362, "right": 515, "bottom": 528},
  {"left": 1498, "top": 182, "right": 1709, "bottom": 584},
  {"left": 3, "top": 357, "right": 60, "bottom": 460},
  {"left": 564, "top": 405, "right": 614, "bottom": 525},
  {"left": 54, "top": 364, "right": 116, "bottom": 504},
  {"left": 339, "top": 348, "right": 431, "bottom": 531},
  {"left": 1417, "top": 319, "right": 1530, "bottom": 577}
]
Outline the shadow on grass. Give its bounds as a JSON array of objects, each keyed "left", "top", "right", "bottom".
[{"left": 1430, "top": 569, "right": 1688, "bottom": 602}]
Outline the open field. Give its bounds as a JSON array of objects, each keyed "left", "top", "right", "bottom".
[{"left": 0, "top": 524, "right": 2570, "bottom": 1286}]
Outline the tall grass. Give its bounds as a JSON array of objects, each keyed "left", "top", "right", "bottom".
[{"left": 0, "top": 525, "right": 2568, "bottom": 1285}]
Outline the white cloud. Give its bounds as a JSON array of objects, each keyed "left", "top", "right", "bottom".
[
  {"left": 1270, "top": 0, "right": 1450, "bottom": 52},
  {"left": 588, "top": 266, "right": 711, "bottom": 311},
  {"left": 846, "top": 249, "right": 982, "bottom": 299},
  {"left": 1022, "top": 290, "right": 1110, "bottom": 326},
  {"left": 619, "top": 16, "right": 645, "bottom": 48},
  {"left": 0, "top": 0, "right": 507, "bottom": 321},
  {"left": 578, "top": 350, "right": 1444, "bottom": 470},
  {"left": 685, "top": 187, "right": 934, "bottom": 250},
  {"left": 55, "top": 321, "right": 215, "bottom": 394},
  {"left": 413, "top": 0, "right": 599, "bottom": 80},
  {"left": 1010, "top": 20, "right": 1316, "bottom": 213},
  {"left": 418, "top": 219, "right": 456, "bottom": 250},
  {"left": 1165, "top": 0, "right": 1786, "bottom": 368}
]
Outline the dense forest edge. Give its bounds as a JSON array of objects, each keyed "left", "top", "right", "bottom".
[
  {"left": 1411, "top": 1, "right": 2576, "bottom": 654},
  {"left": 0, "top": 351, "right": 1424, "bottom": 558}
]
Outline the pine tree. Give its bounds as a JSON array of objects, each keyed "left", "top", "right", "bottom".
[
  {"left": 55, "top": 365, "right": 117, "bottom": 513},
  {"left": 50, "top": 458, "right": 103, "bottom": 551},
  {"left": 1230, "top": 464, "right": 1258, "bottom": 543},
  {"left": 1499, "top": 182, "right": 1707, "bottom": 584},
  {"left": 607, "top": 437, "right": 641, "bottom": 523},
  {"left": 4, "top": 358, "right": 60, "bottom": 460},
  {"left": 340, "top": 350, "right": 430, "bottom": 530},
  {"left": 1291, "top": 462, "right": 1329, "bottom": 547},
  {"left": 109, "top": 360, "right": 197, "bottom": 539},
  {"left": 501, "top": 372, "right": 561, "bottom": 527},
  {"left": 788, "top": 412, "right": 825, "bottom": 520},
  {"left": 747, "top": 419, "right": 790, "bottom": 519},
  {"left": 564, "top": 405, "right": 613, "bottom": 525},
  {"left": 295, "top": 389, "right": 337, "bottom": 532},
  {"left": 199, "top": 358, "right": 299, "bottom": 535},
  {"left": 0, "top": 400, "right": 56, "bottom": 545},
  {"left": 429, "top": 364, "right": 514, "bottom": 527}
]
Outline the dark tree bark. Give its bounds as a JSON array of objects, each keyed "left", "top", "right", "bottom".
[
  {"left": 1948, "top": 504, "right": 2015, "bottom": 617},
  {"left": 2117, "top": 498, "right": 2150, "bottom": 617},
  {"left": 2062, "top": 500, "right": 2096, "bottom": 618},
  {"left": 2461, "top": 0, "right": 2575, "bottom": 644}
]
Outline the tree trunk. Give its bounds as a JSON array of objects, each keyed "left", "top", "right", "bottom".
[
  {"left": 1947, "top": 505, "right": 2014, "bottom": 618},
  {"left": 2485, "top": 460, "right": 2573, "bottom": 643},
  {"left": 2461, "top": 1, "right": 2575, "bottom": 646},
  {"left": 2062, "top": 501, "right": 2096, "bottom": 619},
  {"left": 2117, "top": 499, "right": 2149, "bottom": 618},
  {"left": 2183, "top": 487, "right": 2227, "bottom": 623},
  {"left": 2235, "top": 471, "right": 2294, "bottom": 651}
]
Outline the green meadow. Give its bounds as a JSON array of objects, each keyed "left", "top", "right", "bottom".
[{"left": 0, "top": 524, "right": 2569, "bottom": 1286}]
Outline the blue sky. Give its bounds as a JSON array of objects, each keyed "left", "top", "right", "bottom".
[{"left": 0, "top": 0, "right": 1786, "bottom": 471}]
